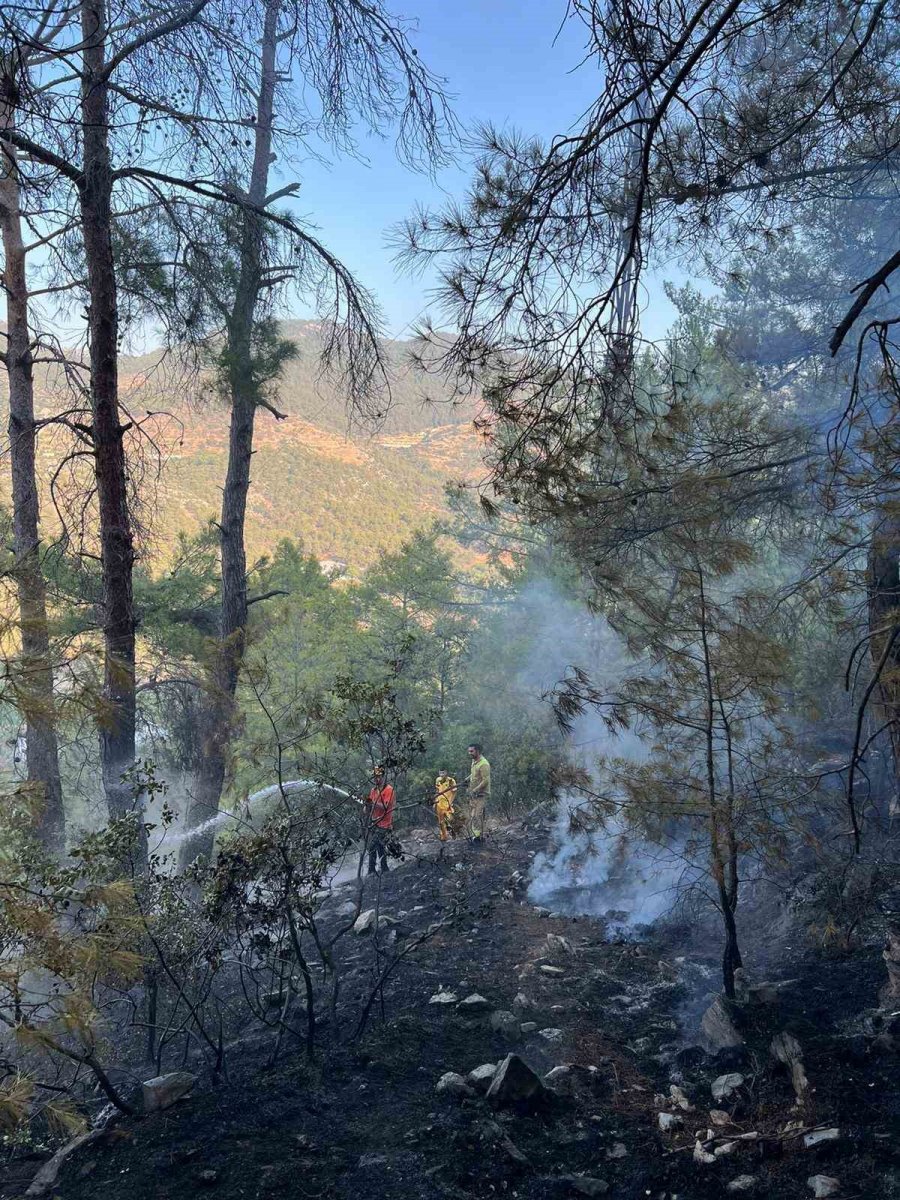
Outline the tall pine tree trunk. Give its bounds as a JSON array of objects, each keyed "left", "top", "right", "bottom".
[
  {"left": 868, "top": 506, "right": 900, "bottom": 820},
  {"left": 0, "top": 79, "right": 66, "bottom": 854},
  {"left": 79, "top": 0, "right": 140, "bottom": 848},
  {"left": 180, "top": 0, "right": 281, "bottom": 866}
]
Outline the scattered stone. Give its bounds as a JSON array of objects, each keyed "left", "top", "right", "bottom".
[
  {"left": 538, "top": 1027, "right": 564, "bottom": 1042},
  {"left": 196, "top": 1169, "right": 219, "bottom": 1186},
  {"left": 715, "top": 1141, "right": 739, "bottom": 1157},
  {"left": 726, "top": 1177, "right": 758, "bottom": 1194},
  {"left": 606, "top": 1142, "right": 628, "bottom": 1160},
  {"left": 710, "top": 1109, "right": 733, "bottom": 1126},
  {"left": 546, "top": 933, "right": 575, "bottom": 955},
  {"left": 540, "top": 965, "right": 566, "bottom": 977},
  {"left": 520, "top": 1022, "right": 538, "bottom": 1033},
  {"left": 561, "top": 1176, "right": 609, "bottom": 1197},
  {"left": 711, "top": 1073, "right": 745, "bottom": 1102},
  {"left": 489, "top": 1010, "right": 521, "bottom": 1038},
  {"left": 435, "top": 1072, "right": 475, "bottom": 1099},
  {"left": 486, "top": 1054, "right": 545, "bottom": 1107},
  {"left": 669, "top": 1084, "right": 693, "bottom": 1111},
  {"left": 542, "top": 1064, "right": 601, "bottom": 1096},
  {"left": 803, "top": 1128, "right": 840, "bottom": 1149},
  {"left": 458, "top": 993, "right": 491, "bottom": 1013},
  {"left": 142, "top": 1071, "right": 197, "bottom": 1113},
  {"left": 467, "top": 1063, "right": 498, "bottom": 1091},
  {"left": 352, "top": 909, "right": 378, "bottom": 935},
  {"left": 428, "top": 991, "right": 459, "bottom": 1006},
  {"left": 512, "top": 992, "right": 532, "bottom": 1012},
  {"left": 693, "top": 1141, "right": 717, "bottom": 1165},
  {"left": 701, "top": 995, "right": 745, "bottom": 1053},
  {"left": 657, "top": 1112, "right": 682, "bottom": 1133},
  {"left": 808, "top": 1175, "right": 841, "bottom": 1198}
]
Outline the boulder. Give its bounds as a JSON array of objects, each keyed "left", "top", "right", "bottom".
[
  {"left": 512, "top": 992, "right": 532, "bottom": 1013},
  {"left": 467, "top": 1063, "right": 498, "bottom": 1091},
  {"left": 429, "top": 991, "right": 459, "bottom": 1006},
  {"left": 808, "top": 1176, "right": 841, "bottom": 1198},
  {"left": 352, "top": 909, "right": 378, "bottom": 935},
  {"left": 458, "top": 993, "right": 491, "bottom": 1013},
  {"left": 803, "top": 1128, "right": 840, "bottom": 1149},
  {"left": 561, "top": 1176, "right": 608, "bottom": 1197},
  {"left": 700, "top": 996, "right": 745, "bottom": 1054},
  {"left": 485, "top": 1054, "right": 545, "bottom": 1108},
  {"left": 142, "top": 1071, "right": 197, "bottom": 1113},
  {"left": 726, "top": 1177, "right": 758, "bottom": 1194},
  {"left": 711, "top": 1072, "right": 745, "bottom": 1102},
  {"left": 489, "top": 1010, "right": 521, "bottom": 1038},
  {"left": 657, "top": 1112, "right": 682, "bottom": 1133},
  {"left": 435, "top": 1072, "right": 475, "bottom": 1099}
]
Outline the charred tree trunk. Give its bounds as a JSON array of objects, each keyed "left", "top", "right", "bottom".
[
  {"left": 867, "top": 506, "right": 900, "bottom": 820},
  {"left": 180, "top": 0, "right": 281, "bottom": 866},
  {"left": 0, "top": 80, "right": 66, "bottom": 854},
  {"left": 79, "top": 0, "right": 140, "bottom": 849}
]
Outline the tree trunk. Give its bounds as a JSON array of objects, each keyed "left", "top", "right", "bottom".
[
  {"left": 79, "top": 0, "right": 140, "bottom": 849},
  {"left": 0, "top": 83, "right": 66, "bottom": 854},
  {"left": 868, "top": 505, "right": 900, "bottom": 820},
  {"left": 180, "top": 0, "right": 281, "bottom": 865}
]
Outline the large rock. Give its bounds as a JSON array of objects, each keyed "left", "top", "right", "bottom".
[
  {"left": 808, "top": 1176, "right": 841, "bottom": 1198},
  {"left": 429, "top": 991, "right": 458, "bottom": 1006},
  {"left": 142, "top": 1071, "right": 197, "bottom": 1113},
  {"left": 467, "top": 1063, "right": 498, "bottom": 1091},
  {"left": 489, "top": 1010, "right": 521, "bottom": 1038},
  {"left": 657, "top": 1112, "right": 682, "bottom": 1133},
  {"left": 352, "top": 909, "right": 378, "bottom": 935},
  {"left": 458, "top": 993, "right": 491, "bottom": 1013},
  {"left": 700, "top": 996, "right": 745, "bottom": 1053},
  {"left": 485, "top": 1054, "right": 545, "bottom": 1107},
  {"left": 711, "top": 1073, "right": 745, "bottom": 1102},
  {"left": 435, "top": 1072, "right": 475, "bottom": 1099}
]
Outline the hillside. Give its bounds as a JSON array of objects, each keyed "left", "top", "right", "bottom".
[{"left": 2, "top": 322, "right": 487, "bottom": 572}]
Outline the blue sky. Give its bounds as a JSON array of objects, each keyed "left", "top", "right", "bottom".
[{"left": 284, "top": 0, "right": 682, "bottom": 342}]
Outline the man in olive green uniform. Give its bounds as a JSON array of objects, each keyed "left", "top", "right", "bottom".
[{"left": 466, "top": 742, "right": 491, "bottom": 842}]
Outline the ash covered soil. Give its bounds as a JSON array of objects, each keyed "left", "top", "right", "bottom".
[{"left": 4, "top": 818, "right": 898, "bottom": 1200}]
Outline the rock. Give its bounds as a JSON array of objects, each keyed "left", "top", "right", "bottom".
[
  {"left": 543, "top": 1064, "right": 604, "bottom": 1097},
  {"left": 512, "top": 992, "right": 532, "bottom": 1013},
  {"left": 808, "top": 1176, "right": 841, "bottom": 1198},
  {"left": 142, "top": 1071, "right": 197, "bottom": 1113},
  {"left": 428, "top": 991, "right": 459, "bottom": 1006},
  {"left": 701, "top": 996, "right": 745, "bottom": 1053},
  {"left": 467, "top": 1063, "right": 498, "bottom": 1091},
  {"left": 606, "top": 1142, "right": 628, "bottom": 1159},
  {"left": 710, "top": 1108, "right": 733, "bottom": 1126},
  {"left": 657, "top": 1112, "right": 682, "bottom": 1133},
  {"left": 435, "top": 1072, "right": 475, "bottom": 1099},
  {"left": 485, "top": 1053, "right": 545, "bottom": 1107},
  {"left": 540, "top": 965, "right": 566, "bottom": 977},
  {"left": 546, "top": 933, "right": 575, "bottom": 955},
  {"left": 669, "top": 1083, "right": 693, "bottom": 1111},
  {"left": 357, "top": 1153, "right": 388, "bottom": 1168},
  {"left": 726, "top": 1176, "right": 758, "bottom": 1193},
  {"left": 561, "top": 1176, "right": 609, "bottom": 1197},
  {"left": 335, "top": 900, "right": 357, "bottom": 918},
  {"left": 733, "top": 967, "right": 751, "bottom": 1002},
  {"left": 693, "top": 1140, "right": 717, "bottom": 1164},
  {"left": 803, "top": 1128, "right": 840, "bottom": 1149},
  {"left": 499, "top": 1134, "right": 530, "bottom": 1167},
  {"left": 520, "top": 1022, "right": 538, "bottom": 1033},
  {"left": 748, "top": 981, "right": 781, "bottom": 1005},
  {"left": 489, "top": 1010, "right": 521, "bottom": 1038},
  {"left": 770, "top": 1031, "right": 809, "bottom": 1101},
  {"left": 458, "top": 993, "right": 491, "bottom": 1013},
  {"left": 715, "top": 1141, "right": 739, "bottom": 1157},
  {"left": 711, "top": 1072, "right": 745, "bottom": 1102},
  {"left": 533, "top": 906, "right": 552, "bottom": 917},
  {"left": 538, "top": 1027, "right": 564, "bottom": 1042},
  {"left": 196, "top": 1169, "right": 219, "bottom": 1186},
  {"left": 352, "top": 909, "right": 378, "bottom": 935}
]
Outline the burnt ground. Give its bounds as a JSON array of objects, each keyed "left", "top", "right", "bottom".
[{"left": 2, "top": 818, "right": 898, "bottom": 1200}]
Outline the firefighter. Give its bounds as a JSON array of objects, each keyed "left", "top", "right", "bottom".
[
  {"left": 465, "top": 742, "right": 491, "bottom": 842},
  {"left": 434, "top": 770, "right": 457, "bottom": 841},
  {"left": 365, "top": 765, "right": 395, "bottom": 875}
]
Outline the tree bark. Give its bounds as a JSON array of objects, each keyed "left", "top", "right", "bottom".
[
  {"left": 180, "top": 0, "right": 281, "bottom": 865},
  {"left": 0, "top": 80, "right": 66, "bottom": 855},
  {"left": 867, "top": 505, "right": 900, "bottom": 820},
  {"left": 79, "top": 0, "right": 140, "bottom": 847}
]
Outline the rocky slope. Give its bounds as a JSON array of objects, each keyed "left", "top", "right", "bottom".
[{"left": 2, "top": 819, "right": 896, "bottom": 1200}]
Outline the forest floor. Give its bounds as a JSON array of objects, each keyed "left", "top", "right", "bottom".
[{"left": 1, "top": 817, "right": 897, "bottom": 1200}]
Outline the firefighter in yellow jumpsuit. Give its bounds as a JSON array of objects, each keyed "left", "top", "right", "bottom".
[{"left": 434, "top": 771, "right": 457, "bottom": 841}]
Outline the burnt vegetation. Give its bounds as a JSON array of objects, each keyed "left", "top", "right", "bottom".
[{"left": 0, "top": 1, "right": 899, "bottom": 1199}]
